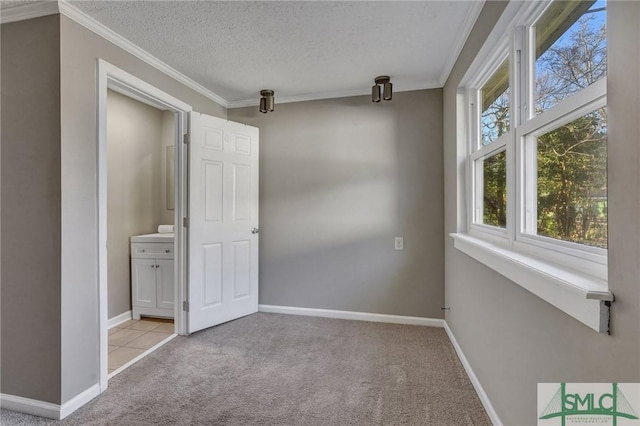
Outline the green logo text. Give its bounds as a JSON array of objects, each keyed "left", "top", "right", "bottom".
[{"left": 539, "top": 383, "right": 639, "bottom": 426}]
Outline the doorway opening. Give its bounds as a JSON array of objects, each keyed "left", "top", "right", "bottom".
[
  {"left": 105, "top": 89, "right": 175, "bottom": 375},
  {"left": 97, "top": 59, "right": 191, "bottom": 392}
]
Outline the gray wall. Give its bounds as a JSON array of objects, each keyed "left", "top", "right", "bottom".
[
  {"left": 60, "top": 15, "right": 226, "bottom": 403},
  {"left": 0, "top": 15, "right": 62, "bottom": 405},
  {"left": 229, "top": 90, "right": 444, "bottom": 318},
  {"left": 443, "top": 2, "right": 640, "bottom": 424},
  {"left": 107, "top": 90, "right": 172, "bottom": 319}
]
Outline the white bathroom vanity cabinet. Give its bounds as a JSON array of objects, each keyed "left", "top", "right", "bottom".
[{"left": 130, "top": 233, "right": 175, "bottom": 319}]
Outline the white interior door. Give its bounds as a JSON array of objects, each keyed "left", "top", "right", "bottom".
[{"left": 188, "top": 112, "right": 259, "bottom": 333}]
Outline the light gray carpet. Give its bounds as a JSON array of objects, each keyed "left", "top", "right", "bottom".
[{"left": 1, "top": 313, "right": 490, "bottom": 425}]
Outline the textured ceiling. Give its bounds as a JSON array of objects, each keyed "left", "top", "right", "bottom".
[{"left": 9, "top": 1, "right": 483, "bottom": 105}]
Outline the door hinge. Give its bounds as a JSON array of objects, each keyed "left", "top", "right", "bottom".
[
  {"left": 183, "top": 133, "right": 190, "bottom": 144},
  {"left": 183, "top": 301, "right": 189, "bottom": 312},
  {"left": 183, "top": 217, "right": 189, "bottom": 227}
]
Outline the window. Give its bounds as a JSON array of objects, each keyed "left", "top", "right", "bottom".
[
  {"left": 468, "top": 0, "right": 607, "bottom": 253},
  {"left": 471, "top": 59, "right": 511, "bottom": 230},
  {"left": 482, "top": 150, "right": 507, "bottom": 228},
  {"left": 481, "top": 60, "right": 510, "bottom": 146},
  {"left": 525, "top": 108, "right": 607, "bottom": 249},
  {"left": 521, "top": 0, "right": 607, "bottom": 255},
  {"left": 534, "top": 1, "right": 607, "bottom": 114},
  {"left": 453, "top": 0, "right": 611, "bottom": 333}
]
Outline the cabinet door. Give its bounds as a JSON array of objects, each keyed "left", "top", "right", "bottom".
[
  {"left": 132, "top": 259, "right": 157, "bottom": 308},
  {"left": 156, "top": 259, "right": 175, "bottom": 310}
]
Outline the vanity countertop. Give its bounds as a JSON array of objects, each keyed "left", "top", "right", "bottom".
[{"left": 130, "top": 233, "right": 174, "bottom": 243}]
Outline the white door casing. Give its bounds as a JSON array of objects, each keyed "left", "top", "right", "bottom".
[
  {"left": 98, "top": 59, "right": 190, "bottom": 394},
  {"left": 188, "top": 112, "right": 259, "bottom": 333}
]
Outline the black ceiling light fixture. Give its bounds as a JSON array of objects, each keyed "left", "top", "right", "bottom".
[
  {"left": 259, "top": 90, "right": 275, "bottom": 113},
  {"left": 372, "top": 76, "right": 392, "bottom": 103}
]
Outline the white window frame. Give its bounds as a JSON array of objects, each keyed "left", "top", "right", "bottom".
[
  {"left": 471, "top": 145, "right": 508, "bottom": 234},
  {"left": 452, "top": 0, "right": 613, "bottom": 333},
  {"left": 468, "top": 52, "right": 512, "bottom": 238},
  {"left": 516, "top": 83, "right": 607, "bottom": 275},
  {"left": 466, "top": 34, "right": 514, "bottom": 241}
]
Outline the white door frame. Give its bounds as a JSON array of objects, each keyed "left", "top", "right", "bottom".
[{"left": 97, "top": 59, "right": 192, "bottom": 392}]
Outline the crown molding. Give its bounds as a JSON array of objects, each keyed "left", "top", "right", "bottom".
[
  {"left": 1, "top": 0, "right": 229, "bottom": 107},
  {"left": 438, "top": 0, "right": 485, "bottom": 87},
  {"left": 227, "top": 81, "right": 442, "bottom": 109},
  {"left": 0, "top": 1, "right": 59, "bottom": 24},
  {"left": 57, "top": 1, "right": 229, "bottom": 108}
]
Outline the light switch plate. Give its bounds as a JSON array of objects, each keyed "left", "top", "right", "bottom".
[{"left": 394, "top": 237, "right": 404, "bottom": 251}]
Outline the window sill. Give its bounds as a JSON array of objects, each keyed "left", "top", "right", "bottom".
[{"left": 450, "top": 233, "right": 613, "bottom": 333}]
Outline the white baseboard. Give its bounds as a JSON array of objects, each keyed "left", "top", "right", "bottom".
[
  {"left": 1, "top": 383, "right": 100, "bottom": 420},
  {"left": 443, "top": 322, "right": 502, "bottom": 426},
  {"left": 258, "top": 304, "right": 445, "bottom": 328},
  {"left": 60, "top": 384, "right": 100, "bottom": 419},
  {"left": 0, "top": 393, "right": 60, "bottom": 419},
  {"left": 108, "top": 310, "right": 132, "bottom": 329}
]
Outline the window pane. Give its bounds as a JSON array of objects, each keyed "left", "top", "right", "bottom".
[
  {"left": 482, "top": 151, "right": 507, "bottom": 228},
  {"left": 536, "top": 108, "right": 607, "bottom": 248},
  {"left": 535, "top": 0, "right": 607, "bottom": 114},
  {"left": 481, "top": 60, "right": 509, "bottom": 146}
]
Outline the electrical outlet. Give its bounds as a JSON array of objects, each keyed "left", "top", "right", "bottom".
[{"left": 394, "top": 237, "right": 404, "bottom": 251}]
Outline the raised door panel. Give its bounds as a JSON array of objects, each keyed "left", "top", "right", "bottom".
[
  {"left": 232, "top": 240, "right": 251, "bottom": 300},
  {"left": 228, "top": 133, "right": 251, "bottom": 155},
  {"left": 203, "top": 161, "right": 223, "bottom": 223},
  {"left": 232, "top": 164, "right": 251, "bottom": 223},
  {"left": 132, "top": 258, "right": 156, "bottom": 308},
  {"left": 156, "top": 259, "right": 175, "bottom": 310},
  {"left": 204, "top": 128, "right": 223, "bottom": 151},
  {"left": 203, "top": 243, "right": 223, "bottom": 307}
]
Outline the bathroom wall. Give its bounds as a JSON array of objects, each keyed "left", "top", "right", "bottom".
[
  {"left": 160, "top": 110, "right": 177, "bottom": 224},
  {"left": 107, "top": 89, "right": 173, "bottom": 318}
]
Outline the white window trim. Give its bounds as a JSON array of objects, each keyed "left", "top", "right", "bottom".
[
  {"left": 453, "top": 0, "right": 613, "bottom": 333},
  {"left": 450, "top": 233, "right": 612, "bottom": 333},
  {"left": 467, "top": 49, "right": 512, "bottom": 236}
]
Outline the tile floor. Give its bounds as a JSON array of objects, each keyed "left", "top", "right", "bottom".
[{"left": 108, "top": 317, "right": 174, "bottom": 373}]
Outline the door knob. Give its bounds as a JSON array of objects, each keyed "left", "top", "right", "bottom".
[{"left": 251, "top": 228, "right": 259, "bottom": 234}]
